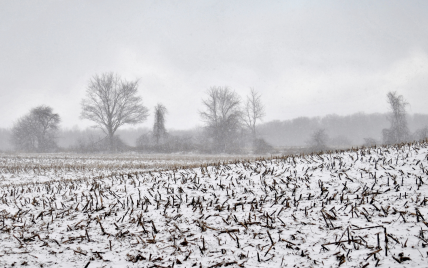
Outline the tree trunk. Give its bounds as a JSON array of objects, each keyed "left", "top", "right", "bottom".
[{"left": 108, "top": 129, "right": 115, "bottom": 152}]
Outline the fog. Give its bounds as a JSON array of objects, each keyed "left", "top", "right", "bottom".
[
  {"left": 0, "top": 111, "right": 427, "bottom": 153},
  {"left": 1, "top": 1, "right": 428, "bottom": 153}
]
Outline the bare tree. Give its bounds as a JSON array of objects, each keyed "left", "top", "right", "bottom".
[
  {"left": 153, "top": 104, "right": 167, "bottom": 145},
  {"left": 414, "top": 126, "right": 428, "bottom": 141},
  {"left": 80, "top": 72, "right": 149, "bottom": 151},
  {"left": 382, "top": 92, "right": 409, "bottom": 144},
  {"left": 11, "top": 105, "right": 60, "bottom": 152},
  {"left": 307, "top": 129, "right": 329, "bottom": 151},
  {"left": 200, "top": 86, "right": 242, "bottom": 153},
  {"left": 244, "top": 88, "right": 265, "bottom": 138}
]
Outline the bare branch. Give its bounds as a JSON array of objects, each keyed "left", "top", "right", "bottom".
[
  {"left": 200, "top": 86, "right": 242, "bottom": 153},
  {"left": 80, "top": 72, "right": 149, "bottom": 151},
  {"left": 243, "top": 88, "right": 265, "bottom": 138},
  {"left": 11, "top": 105, "right": 60, "bottom": 152},
  {"left": 383, "top": 92, "right": 409, "bottom": 144}
]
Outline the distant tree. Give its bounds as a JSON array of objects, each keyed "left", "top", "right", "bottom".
[
  {"left": 80, "top": 72, "right": 149, "bottom": 151},
  {"left": 73, "top": 134, "right": 128, "bottom": 153},
  {"left": 200, "top": 86, "right": 242, "bottom": 153},
  {"left": 253, "top": 138, "right": 273, "bottom": 154},
  {"left": 329, "top": 135, "right": 351, "bottom": 148},
  {"left": 382, "top": 92, "right": 409, "bottom": 144},
  {"left": 244, "top": 88, "right": 265, "bottom": 138},
  {"left": 413, "top": 126, "right": 428, "bottom": 141},
  {"left": 136, "top": 132, "right": 153, "bottom": 149},
  {"left": 152, "top": 104, "right": 168, "bottom": 146},
  {"left": 363, "top": 138, "right": 378, "bottom": 147},
  {"left": 11, "top": 105, "right": 60, "bottom": 152},
  {"left": 307, "top": 129, "right": 329, "bottom": 151},
  {"left": 0, "top": 128, "right": 12, "bottom": 152}
]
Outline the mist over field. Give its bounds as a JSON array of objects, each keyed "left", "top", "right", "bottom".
[
  {"left": 0, "top": 1, "right": 428, "bottom": 154},
  {"left": 1, "top": 112, "right": 428, "bottom": 153}
]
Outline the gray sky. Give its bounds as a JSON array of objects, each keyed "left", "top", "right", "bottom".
[{"left": 1, "top": 0, "right": 428, "bottom": 130}]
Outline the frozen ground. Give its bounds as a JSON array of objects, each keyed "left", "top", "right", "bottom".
[
  {"left": 0, "top": 143, "right": 427, "bottom": 267},
  {"left": 0, "top": 153, "right": 260, "bottom": 186}
]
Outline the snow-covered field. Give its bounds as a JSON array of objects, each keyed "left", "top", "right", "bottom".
[
  {"left": 0, "top": 153, "right": 260, "bottom": 186},
  {"left": 0, "top": 143, "right": 427, "bottom": 267}
]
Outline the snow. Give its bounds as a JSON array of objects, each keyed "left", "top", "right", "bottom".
[{"left": 0, "top": 143, "right": 427, "bottom": 267}]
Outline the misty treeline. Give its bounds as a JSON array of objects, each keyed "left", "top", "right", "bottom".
[
  {"left": 260, "top": 112, "right": 428, "bottom": 147},
  {"left": 3, "top": 71, "right": 428, "bottom": 154},
  {"left": 2, "top": 111, "right": 427, "bottom": 153},
  {"left": 2, "top": 112, "right": 428, "bottom": 153}
]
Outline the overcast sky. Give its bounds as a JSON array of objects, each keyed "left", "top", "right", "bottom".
[{"left": 1, "top": 0, "right": 428, "bottom": 130}]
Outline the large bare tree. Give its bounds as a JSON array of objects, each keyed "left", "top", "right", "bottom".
[
  {"left": 81, "top": 73, "right": 149, "bottom": 151},
  {"left": 11, "top": 105, "right": 60, "bottom": 152},
  {"left": 153, "top": 103, "right": 167, "bottom": 145},
  {"left": 243, "top": 88, "right": 265, "bottom": 138},
  {"left": 382, "top": 91, "right": 409, "bottom": 144},
  {"left": 200, "top": 86, "right": 242, "bottom": 153}
]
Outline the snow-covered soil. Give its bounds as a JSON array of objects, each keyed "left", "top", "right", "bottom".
[
  {"left": 0, "top": 153, "right": 260, "bottom": 186},
  {"left": 0, "top": 143, "right": 427, "bottom": 267}
]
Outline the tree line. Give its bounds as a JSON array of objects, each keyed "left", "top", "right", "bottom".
[
  {"left": 300, "top": 92, "right": 426, "bottom": 152},
  {"left": 10, "top": 72, "right": 268, "bottom": 153},
  {"left": 8, "top": 72, "right": 428, "bottom": 154},
  {"left": 258, "top": 111, "right": 428, "bottom": 150}
]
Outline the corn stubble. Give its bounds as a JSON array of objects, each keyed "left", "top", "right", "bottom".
[{"left": 0, "top": 142, "right": 427, "bottom": 267}]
